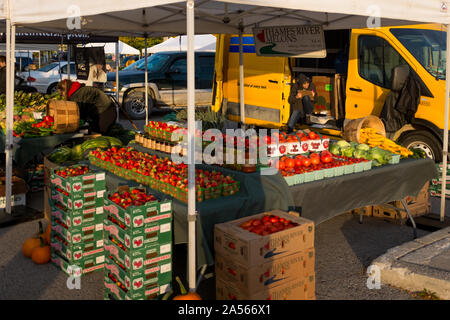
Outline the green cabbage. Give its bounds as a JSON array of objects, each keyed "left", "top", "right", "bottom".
[
  {"left": 354, "top": 149, "right": 368, "bottom": 159},
  {"left": 329, "top": 143, "right": 341, "bottom": 155},
  {"left": 357, "top": 143, "right": 370, "bottom": 151},
  {"left": 337, "top": 140, "right": 351, "bottom": 148}
]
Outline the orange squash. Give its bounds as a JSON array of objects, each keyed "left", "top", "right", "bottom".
[
  {"left": 22, "top": 222, "right": 44, "bottom": 258},
  {"left": 172, "top": 276, "right": 202, "bottom": 300},
  {"left": 31, "top": 237, "right": 51, "bottom": 264}
]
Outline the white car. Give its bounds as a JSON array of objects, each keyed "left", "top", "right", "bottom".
[{"left": 21, "top": 61, "right": 81, "bottom": 94}]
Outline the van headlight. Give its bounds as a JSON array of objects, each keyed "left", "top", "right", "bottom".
[{"left": 105, "top": 81, "right": 117, "bottom": 90}]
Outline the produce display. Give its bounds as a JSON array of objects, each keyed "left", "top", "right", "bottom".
[
  {"left": 359, "top": 128, "right": 413, "bottom": 158},
  {"left": 103, "top": 186, "right": 173, "bottom": 300},
  {"left": 0, "top": 91, "right": 63, "bottom": 137},
  {"left": 239, "top": 213, "right": 299, "bottom": 236},
  {"left": 329, "top": 140, "right": 399, "bottom": 167},
  {"left": 89, "top": 147, "right": 240, "bottom": 203},
  {"left": 107, "top": 188, "right": 158, "bottom": 209},
  {"left": 277, "top": 150, "right": 371, "bottom": 186},
  {"left": 144, "top": 121, "right": 184, "bottom": 142},
  {"left": 49, "top": 164, "right": 106, "bottom": 276},
  {"left": 48, "top": 136, "right": 123, "bottom": 164},
  {"left": 267, "top": 130, "right": 330, "bottom": 157}
]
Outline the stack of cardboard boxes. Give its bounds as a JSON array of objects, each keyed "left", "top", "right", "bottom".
[
  {"left": 214, "top": 210, "right": 315, "bottom": 300},
  {"left": 49, "top": 165, "right": 106, "bottom": 276},
  {"left": 429, "top": 163, "right": 450, "bottom": 198},
  {"left": 103, "top": 186, "right": 173, "bottom": 300}
]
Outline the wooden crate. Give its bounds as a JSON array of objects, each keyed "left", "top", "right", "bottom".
[
  {"left": 351, "top": 206, "right": 373, "bottom": 217},
  {"left": 372, "top": 202, "right": 430, "bottom": 224},
  {"left": 391, "top": 182, "right": 429, "bottom": 208}
]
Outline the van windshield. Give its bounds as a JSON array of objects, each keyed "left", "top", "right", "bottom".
[
  {"left": 391, "top": 28, "right": 446, "bottom": 79},
  {"left": 124, "top": 54, "right": 171, "bottom": 73}
]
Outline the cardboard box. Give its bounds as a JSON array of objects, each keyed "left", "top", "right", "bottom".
[
  {"left": 104, "top": 238, "right": 172, "bottom": 272},
  {"left": 311, "top": 76, "right": 334, "bottom": 115},
  {"left": 51, "top": 187, "right": 105, "bottom": 210},
  {"left": 104, "top": 273, "right": 170, "bottom": 300},
  {"left": 51, "top": 252, "right": 104, "bottom": 276},
  {"left": 103, "top": 187, "right": 172, "bottom": 233},
  {"left": 214, "top": 210, "right": 314, "bottom": 267},
  {"left": 216, "top": 274, "right": 315, "bottom": 300},
  {"left": 215, "top": 249, "right": 315, "bottom": 295},
  {"left": 392, "top": 182, "right": 429, "bottom": 207},
  {"left": 50, "top": 166, "right": 106, "bottom": 194},
  {"left": 51, "top": 217, "right": 104, "bottom": 243},
  {"left": 104, "top": 215, "right": 172, "bottom": 249},
  {"left": 0, "top": 193, "right": 26, "bottom": 209},
  {"left": 50, "top": 235, "right": 104, "bottom": 264},
  {"left": 50, "top": 201, "right": 104, "bottom": 226},
  {"left": 104, "top": 255, "right": 172, "bottom": 294},
  {"left": 0, "top": 176, "right": 29, "bottom": 196}
]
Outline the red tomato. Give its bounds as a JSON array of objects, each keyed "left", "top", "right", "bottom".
[
  {"left": 308, "top": 131, "right": 318, "bottom": 140},
  {"left": 294, "top": 158, "right": 303, "bottom": 168},
  {"left": 321, "top": 155, "right": 332, "bottom": 163},
  {"left": 285, "top": 158, "right": 295, "bottom": 168},
  {"left": 310, "top": 153, "right": 320, "bottom": 159},
  {"left": 311, "top": 157, "right": 321, "bottom": 165},
  {"left": 277, "top": 160, "right": 285, "bottom": 171},
  {"left": 302, "top": 158, "right": 311, "bottom": 167}
]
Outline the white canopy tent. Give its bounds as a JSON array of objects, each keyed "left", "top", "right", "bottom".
[
  {"left": 148, "top": 34, "right": 216, "bottom": 53},
  {"left": 83, "top": 40, "right": 140, "bottom": 55},
  {"left": 3, "top": 0, "right": 450, "bottom": 293}
]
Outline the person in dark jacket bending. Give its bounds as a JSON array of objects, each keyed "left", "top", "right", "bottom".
[
  {"left": 287, "top": 74, "right": 316, "bottom": 132},
  {"left": 57, "top": 79, "right": 116, "bottom": 134}
]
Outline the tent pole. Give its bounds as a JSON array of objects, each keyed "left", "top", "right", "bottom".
[
  {"left": 115, "top": 41, "right": 120, "bottom": 123},
  {"left": 239, "top": 21, "right": 245, "bottom": 127},
  {"left": 5, "top": 19, "right": 15, "bottom": 214},
  {"left": 58, "top": 36, "right": 62, "bottom": 81},
  {"left": 440, "top": 24, "right": 450, "bottom": 222},
  {"left": 144, "top": 35, "right": 148, "bottom": 126},
  {"left": 67, "top": 45, "right": 71, "bottom": 81},
  {"left": 186, "top": 0, "right": 197, "bottom": 292}
]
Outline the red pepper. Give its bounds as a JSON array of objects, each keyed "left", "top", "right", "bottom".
[{"left": 44, "top": 115, "right": 54, "bottom": 123}]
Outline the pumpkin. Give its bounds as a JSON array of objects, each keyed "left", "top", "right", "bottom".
[
  {"left": 22, "top": 222, "right": 44, "bottom": 258},
  {"left": 31, "top": 237, "right": 51, "bottom": 264},
  {"left": 172, "top": 276, "right": 202, "bottom": 300}
]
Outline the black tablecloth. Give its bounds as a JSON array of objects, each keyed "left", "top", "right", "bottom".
[{"left": 289, "top": 158, "right": 439, "bottom": 225}]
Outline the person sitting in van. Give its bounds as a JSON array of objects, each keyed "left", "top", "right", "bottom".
[{"left": 287, "top": 74, "right": 316, "bottom": 132}]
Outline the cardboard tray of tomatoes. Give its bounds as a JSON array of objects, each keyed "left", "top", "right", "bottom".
[
  {"left": 103, "top": 188, "right": 172, "bottom": 233},
  {"left": 104, "top": 237, "right": 172, "bottom": 273},
  {"left": 104, "top": 215, "right": 172, "bottom": 250},
  {"left": 51, "top": 165, "right": 106, "bottom": 194},
  {"left": 52, "top": 252, "right": 104, "bottom": 277},
  {"left": 104, "top": 254, "right": 172, "bottom": 295},
  {"left": 50, "top": 200, "right": 104, "bottom": 226},
  {"left": 51, "top": 215, "right": 104, "bottom": 243},
  {"left": 104, "top": 272, "right": 171, "bottom": 300},
  {"left": 50, "top": 232, "right": 104, "bottom": 264}
]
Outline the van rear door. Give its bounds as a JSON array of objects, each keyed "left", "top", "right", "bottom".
[{"left": 216, "top": 34, "right": 290, "bottom": 127}]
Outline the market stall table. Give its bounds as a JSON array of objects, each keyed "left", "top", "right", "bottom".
[{"left": 289, "top": 158, "right": 438, "bottom": 228}]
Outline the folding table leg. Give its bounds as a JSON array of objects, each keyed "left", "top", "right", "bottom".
[{"left": 401, "top": 199, "right": 417, "bottom": 239}]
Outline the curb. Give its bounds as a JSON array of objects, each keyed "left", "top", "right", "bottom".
[{"left": 371, "top": 227, "right": 450, "bottom": 300}]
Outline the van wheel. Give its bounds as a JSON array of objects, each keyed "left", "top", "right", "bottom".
[
  {"left": 398, "top": 130, "right": 442, "bottom": 161},
  {"left": 123, "top": 89, "right": 154, "bottom": 120}
]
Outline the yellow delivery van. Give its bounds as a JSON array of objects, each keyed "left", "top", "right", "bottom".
[{"left": 212, "top": 24, "right": 447, "bottom": 160}]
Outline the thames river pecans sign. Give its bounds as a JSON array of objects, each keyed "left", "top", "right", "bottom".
[{"left": 252, "top": 24, "right": 326, "bottom": 58}]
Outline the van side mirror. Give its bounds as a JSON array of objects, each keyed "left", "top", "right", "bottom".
[{"left": 391, "top": 65, "right": 409, "bottom": 91}]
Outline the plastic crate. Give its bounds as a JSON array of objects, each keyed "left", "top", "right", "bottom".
[
  {"left": 315, "top": 170, "right": 324, "bottom": 180},
  {"left": 344, "top": 164, "right": 355, "bottom": 175},
  {"left": 284, "top": 175, "right": 297, "bottom": 186},
  {"left": 389, "top": 154, "right": 401, "bottom": 164},
  {"left": 296, "top": 173, "right": 305, "bottom": 184},
  {"left": 304, "top": 171, "right": 315, "bottom": 183},
  {"left": 354, "top": 162, "right": 365, "bottom": 173},
  {"left": 363, "top": 160, "right": 372, "bottom": 171},
  {"left": 334, "top": 166, "right": 344, "bottom": 176},
  {"left": 323, "top": 168, "right": 334, "bottom": 178}
]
